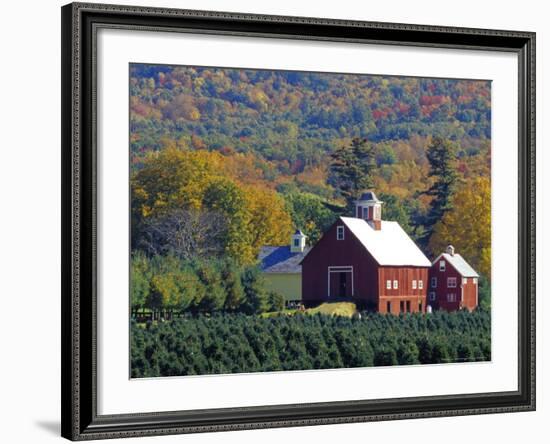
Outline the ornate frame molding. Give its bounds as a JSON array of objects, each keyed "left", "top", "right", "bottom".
[{"left": 61, "top": 2, "right": 535, "bottom": 440}]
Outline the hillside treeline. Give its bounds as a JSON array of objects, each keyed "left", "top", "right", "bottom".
[
  {"left": 130, "top": 64, "right": 491, "bottom": 175},
  {"left": 131, "top": 253, "right": 285, "bottom": 317},
  {"left": 131, "top": 310, "right": 491, "bottom": 377}
]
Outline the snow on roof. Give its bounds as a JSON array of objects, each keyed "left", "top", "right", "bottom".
[
  {"left": 340, "top": 217, "right": 431, "bottom": 267},
  {"left": 435, "top": 253, "right": 479, "bottom": 277},
  {"left": 258, "top": 246, "right": 311, "bottom": 273}
]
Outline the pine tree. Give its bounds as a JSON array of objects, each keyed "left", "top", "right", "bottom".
[
  {"left": 240, "top": 267, "right": 269, "bottom": 314},
  {"left": 422, "top": 137, "right": 459, "bottom": 247},
  {"left": 329, "top": 138, "right": 377, "bottom": 211}
]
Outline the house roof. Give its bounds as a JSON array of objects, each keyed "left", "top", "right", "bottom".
[
  {"left": 434, "top": 253, "right": 479, "bottom": 277},
  {"left": 339, "top": 217, "right": 431, "bottom": 267},
  {"left": 357, "top": 190, "right": 381, "bottom": 202},
  {"left": 258, "top": 246, "right": 311, "bottom": 273}
]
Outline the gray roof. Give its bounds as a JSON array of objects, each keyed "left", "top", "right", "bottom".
[
  {"left": 436, "top": 253, "right": 479, "bottom": 277},
  {"left": 258, "top": 246, "right": 311, "bottom": 273}
]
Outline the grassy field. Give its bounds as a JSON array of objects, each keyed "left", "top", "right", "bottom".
[{"left": 261, "top": 302, "right": 358, "bottom": 319}]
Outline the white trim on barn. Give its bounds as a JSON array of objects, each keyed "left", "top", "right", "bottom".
[{"left": 327, "top": 266, "right": 354, "bottom": 298}]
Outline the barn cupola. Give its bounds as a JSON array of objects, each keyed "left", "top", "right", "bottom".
[
  {"left": 355, "top": 190, "right": 383, "bottom": 231},
  {"left": 290, "top": 229, "right": 307, "bottom": 253},
  {"left": 446, "top": 245, "right": 455, "bottom": 256}
]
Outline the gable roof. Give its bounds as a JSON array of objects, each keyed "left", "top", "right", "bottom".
[
  {"left": 258, "top": 246, "right": 311, "bottom": 273},
  {"left": 358, "top": 190, "right": 381, "bottom": 202},
  {"left": 339, "top": 217, "right": 431, "bottom": 267},
  {"left": 434, "top": 253, "right": 479, "bottom": 277}
]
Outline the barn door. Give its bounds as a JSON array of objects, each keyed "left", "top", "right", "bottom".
[{"left": 328, "top": 266, "right": 353, "bottom": 299}]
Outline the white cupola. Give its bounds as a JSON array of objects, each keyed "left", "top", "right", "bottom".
[
  {"left": 446, "top": 245, "right": 455, "bottom": 256},
  {"left": 290, "top": 229, "right": 307, "bottom": 253},
  {"left": 355, "top": 190, "right": 383, "bottom": 230}
]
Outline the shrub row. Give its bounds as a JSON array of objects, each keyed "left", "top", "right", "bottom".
[{"left": 131, "top": 309, "right": 491, "bottom": 378}]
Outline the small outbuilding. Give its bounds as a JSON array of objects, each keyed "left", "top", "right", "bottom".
[
  {"left": 258, "top": 230, "right": 311, "bottom": 305},
  {"left": 428, "top": 245, "right": 479, "bottom": 311}
]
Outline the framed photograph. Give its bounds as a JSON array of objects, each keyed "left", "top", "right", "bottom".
[{"left": 61, "top": 2, "right": 536, "bottom": 440}]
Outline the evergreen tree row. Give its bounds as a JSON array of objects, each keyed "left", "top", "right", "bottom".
[{"left": 131, "top": 310, "right": 491, "bottom": 377}]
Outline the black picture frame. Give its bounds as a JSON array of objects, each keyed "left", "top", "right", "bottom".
[{"left": 61, "top": 2, "right": 536, "bottom": 440}]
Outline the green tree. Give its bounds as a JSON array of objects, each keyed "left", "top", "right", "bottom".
[
  {"left": 378, "top": 193, "right": 413, "bottom": 236},
  {"left": 329, "top": 137, "right": 377, "bottom": 210},
  {"left": 282, "top": 192, "right": 337, "bottom": 243},
  {"left": 130, "top": 252, "right": 151, "bottom": 315},
  {"left": 240, "top": 267, "right": 269, "bottom": 314},
  {"left": 267, "top": 290, "right": 285, "bottom": 312},
  {"left": 422, "top": 137, "right": 459, "bottom": 245},
  {"left": 222, "top": 261, "right": 246, "bottom": 311},
  {"left": 195, "top": 263, "right": 226, "bottom": 312}
]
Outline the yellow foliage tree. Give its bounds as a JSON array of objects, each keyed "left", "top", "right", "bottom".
[
  {"left": 244, "top": 185, "right": 293, "bottom": 252},
  {"left": 428, "top": 177, "right": 491, "bottom": 278},
  {"left": 131, "top": 147, "right": 292, "bottom": 265},
  {"left": 131, "top": 147, "right": 224, "bottom": 218}
]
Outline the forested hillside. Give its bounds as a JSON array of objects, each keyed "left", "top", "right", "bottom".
[{"left": 129, "top": 64, "right": 492, "bottom": 315}]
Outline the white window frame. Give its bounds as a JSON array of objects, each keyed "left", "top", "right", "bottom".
[
  {"left": 412, "top": 280, "right": 417, "bottom": 290},
  {"left": 418, "top": 280, "right": 424, "bottom": 290},
  {"left": 294, "top": 238, "right": 300, "bottom": 247},
  {"left": 431, "top": 277, "right": 437, "bottom": 288},
  {"left": 447, "top": 277, "right": 457, "bottom": 288},
  {"left": 336, "top": 225, "right": 345, "bottom": 240},
  {"left": 393, "top": 280, "right": 398, "bottom": 289},
  {"left": 463, "top": 277, "right": 468, "bottom": 285},
  {"left": 386, "top": 280, "right": 392, "bottom": 290},
  {"left": 439, "top": 260, "right": 446, "bottom": 272},
  {"left": 473, "top": 277, "right": 478, "bottom": 285},
  {"left": 447, "top": 293, "right": 457, "bottom": 302},
  {"left": 429, "top": 291, "right": 436, "bottom": 301}
]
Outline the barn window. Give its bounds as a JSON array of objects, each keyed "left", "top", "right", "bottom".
[
  {"left": 463, "top": 277, "right": 468, "bottom": 285},
  {"left": 399, "top": 301, "right": 405, "bottom": 313},
  {"left": 337, "top": 226, "right": 345, "bottom": 240},
  {"left": 447, "top": 293, "right": 457, "bottom": 302},
  {"left": 418, "top": 280, "right": 424, "bottom": 289},
  {"left": 439, "top": 260, "right": 446, "bottom": 271},
  {"left": 386, "top": 280, "right": 392, "bottom": 290},
  {"left": 294, "top": 238, "right": 300, "bottom": 247},
  {"left": 406, "top": 301, "right": 411, "bottom": 312},
  {"left": 447, "top": 277, "right": 457, "bottom": 288},
  {"left": 429, "top": 292, "right": 436, "bottom": 301},
  {"left": 473, "top": 277, "right": 478, "bottom": 285},
  {"left": 412, "top": 280, "right": 417, "bottom": 289},
  {"left": 431, "top": 277, "right": 437, "bottom": 288},
  {"left": 386, "top": 301, "right": 391, "bottom": 313},
  {"left": 393, "top": 280, "right": 398, "bottom": 289},
  {"left": 419, "top": 302, "right": 423, "bottom": 312}
]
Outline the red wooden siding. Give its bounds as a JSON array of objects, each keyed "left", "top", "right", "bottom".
[
  {"left": 378, "top": 267, "right": 428, "bottom": 314},
  {"left": 428, "top": 257, "right": 478, "bottom": 311},
  {"left": 301, "top": 221, "right": 379, "bottom": 306},
  {"left": 301, "top": 219, "right": 429, "bottom": 312}
]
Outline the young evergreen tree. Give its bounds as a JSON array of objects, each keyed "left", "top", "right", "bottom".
[
  {"left": 240, "top": 267, "right": 269, "bottom": 314},
  {"left": 221, "top": 260, "right": 246, "bottom": 312}
]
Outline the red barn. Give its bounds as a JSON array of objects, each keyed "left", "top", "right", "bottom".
[
  {"left": 300, "top": 191, "right": 431, "bottom": 314},
  {"left": 428, "top": 245, "right": 479, "bottom": 311}
]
